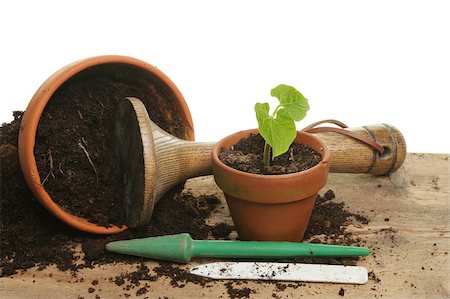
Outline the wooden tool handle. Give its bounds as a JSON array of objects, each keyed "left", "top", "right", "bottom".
[
  {"left": 312, "top": 124, "right": 406, "bottom": 175},
  {"left": 167, "top": 123, "right": 406, "bottom": 176},
  {"left": 151, "top": 124, "right": 215, "bottom": 200}
]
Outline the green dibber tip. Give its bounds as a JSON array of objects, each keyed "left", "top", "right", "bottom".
[{"left": 106, "top": 233, "right": 193, "bottom": 263}]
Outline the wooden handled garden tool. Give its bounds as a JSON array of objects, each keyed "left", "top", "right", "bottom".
[
  {"left": 105, "top": 233, "right": 370, "bottom": 263},
  {"left": 115, "top": 97, "right": 406, "bottom": 228}
]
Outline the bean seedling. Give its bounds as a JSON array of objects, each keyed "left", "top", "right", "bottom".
[{"left": 255, "top": 84, "right": 310, "bottom": 166}]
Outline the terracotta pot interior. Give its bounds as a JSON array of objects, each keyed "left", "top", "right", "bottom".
[{"left": 22, "top": 59, "right": 194, "bottom": 234}]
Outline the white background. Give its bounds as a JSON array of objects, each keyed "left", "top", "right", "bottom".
[{"left": 1, "top": 0, "right": 449, "bottom": 153}]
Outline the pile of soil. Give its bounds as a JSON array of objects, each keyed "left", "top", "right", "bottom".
[
  {"left": 0, "top": 112, "right": 224, "bottom": 275},
  {"left": 1, "top": 112, "right": 79, "bottom": 275},
  {"left": 34, "top": 69, "right": 186, "bottom": 226},
  {"left": 219, "top": 134, "right": 322, "bottom": 175},
  {"left": 305, "top": 189, "right": 369, "bottom": 244}
]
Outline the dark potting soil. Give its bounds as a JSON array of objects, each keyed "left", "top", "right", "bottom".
[
  {"left": 34, "top": 74, "right": 186, "bottom": 226},
  {"left": 211, "top": 223, "right": 234, "bottom": 239},
  {"left": 1, "top": 112, "right": 80, "bottom": 275},
  {"left": 0, "top": 112, "right": 222, "bottom": 276},
  {"left": 1, "top": 111, "right": 371, "bottom": 295},
  {"left": 224, "top": 281, "right": 254, "bottom": 299},
  {"left": 80, "top": 192, "right": 222, "bottom": 268},
  {"left": 304, "top": 189, "right": 369, "bottom": 243},
  {"left": 219, "top": 133, "right": 322, "bottom": 175}
]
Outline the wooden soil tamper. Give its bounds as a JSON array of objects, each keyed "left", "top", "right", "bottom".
[
  {"left": 115, "top": 97, "right": 406, "bottom": 228},
  {"left": 115, "top": 97, "right": 215, "bottom": 228}
]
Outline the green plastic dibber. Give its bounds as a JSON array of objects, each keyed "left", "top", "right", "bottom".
[{"left": 106, "top": 233, "right": 370, "bottom": 263}]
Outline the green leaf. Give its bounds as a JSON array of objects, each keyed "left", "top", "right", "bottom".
[
  {"left": 271, "top": 84, "right": 309, "bottom": 121},
  {"left": 254, "top": 102, "right": 271, "bottom": 124},
  {"left": 255, "top": 102, "right": 296, "bottom": 159}
]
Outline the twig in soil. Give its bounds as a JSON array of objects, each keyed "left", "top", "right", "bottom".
[
  {"left": 98, "top": 100, "right": 105, "bottom": 108},
  {"left": 42, "top": 149, "right": 55, "bottom": 185},
  {"left": 78, "top": 141, "right": 99, "bottom": 183},
  {"left": 289, "top": 148, "right": 294, "bottom": 161},
  {"left": 58, "top": 158, "right": 65, "bottom": 176},
  {"left": 90, "top": 91, "right": 105, "bottom": 108},
  {"left": 77, "top": 109, "right": 84, "bottom": 120}
]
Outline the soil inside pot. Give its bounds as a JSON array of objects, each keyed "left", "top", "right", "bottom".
[
  {"left": 34, "top": 67, "right": 186, "bottom": 226},
  {"left": 219, "top": 134, "right": 322, "bottom": 175}
]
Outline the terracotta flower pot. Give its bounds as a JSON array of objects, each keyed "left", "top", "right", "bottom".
[
  {"left": 18, "top": 55, "right": 195, "bottom": 234},
  {"left": 212, "top": 130, "right": 330, "bottom": 242}
]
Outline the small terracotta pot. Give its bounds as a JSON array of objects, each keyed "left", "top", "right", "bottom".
[
  {"left": 18, "top": 55, "right": 195, "bottom": 234},
  {"left": 212, "top": 130, "right": 330, "bottom": 242}
]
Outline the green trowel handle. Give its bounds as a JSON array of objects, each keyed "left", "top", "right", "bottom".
[
  {"left": 106, "top": 233, "right": 370, "bottom": 263},
  {"left": 193, "top": 237, "right": 370, "bottom": 261}
]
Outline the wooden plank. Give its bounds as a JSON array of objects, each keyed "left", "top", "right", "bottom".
[{"left": 1, "top": 153, "right": 449, "bottom": 298}]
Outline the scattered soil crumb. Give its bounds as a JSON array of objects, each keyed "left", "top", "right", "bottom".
[
  {"left": 113, "top": 263, "right": 156, "bottom": 290},
  {"left": 324, "top": 189, "right": 335, "bottom": 200},
  {"left": 369, "top": 271, "right": 381, "bottom": 283},
  {"left": 153, "top": 262, "right": 213, "bottom": 287},
  {"left": 212, "top": 223, "right": 234, "bottom": 239},
  {"left": 136, "top": 286, "right": 148, "bottom": 296},
  {"left": 224, "top": 281, "right": 254, "bottom": 299},
  {"left": 275, "top": 283, "right": 287, "bottom": 292}
]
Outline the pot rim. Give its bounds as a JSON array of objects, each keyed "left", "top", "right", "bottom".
[
  {"left": 18, "top": 55, "right": 195, "bottom": 234},
  {"left": 212, "top": 129, "right": 330, "bottom": 180}
]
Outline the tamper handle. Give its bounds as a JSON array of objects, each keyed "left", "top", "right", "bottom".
[
  {"left": 311, "top": 123, "right": 406, "bottom": 175},
  {"left": 151, "top": 123, "right": 215, "bottom": 200}
]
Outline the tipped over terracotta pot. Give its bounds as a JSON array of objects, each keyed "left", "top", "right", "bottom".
[
  {"left": 18, "top": 55, "right": 195, "bottom": 234},
  {"left": 212, "top": 130, "right": 330, "bottom": 242}
]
